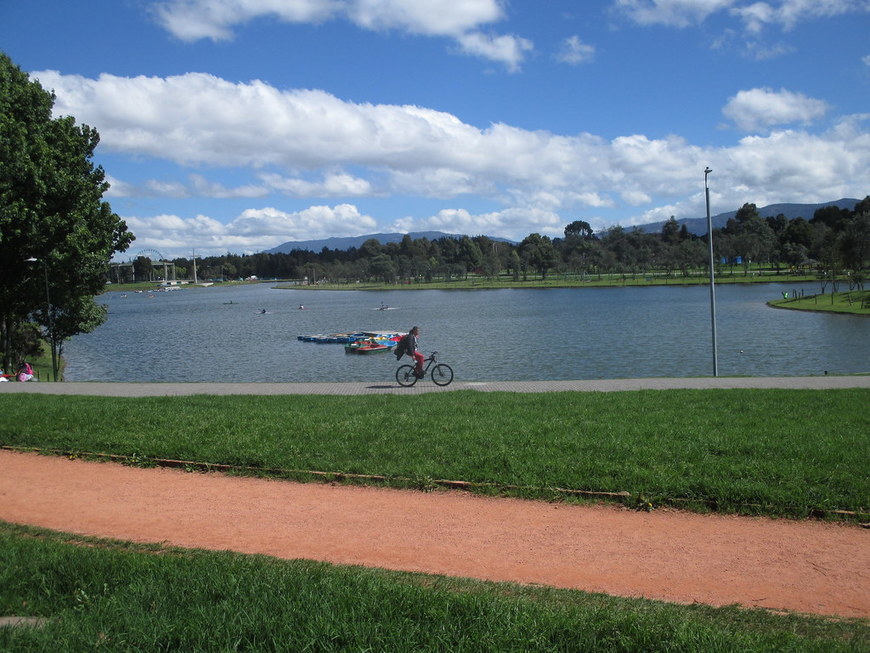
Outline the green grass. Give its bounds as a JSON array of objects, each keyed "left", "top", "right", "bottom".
[
  {"left": 769, "top": 290, "right": 870, "bottom": 316},
  {"left": 282, "top": 270, "right": 820, "bottom": 292},
  {"left": 1, "top": 522, "right": 866, "bottom": 652},
  {"left": 1, "top": 389, "right": 867, "bottom": 519}
]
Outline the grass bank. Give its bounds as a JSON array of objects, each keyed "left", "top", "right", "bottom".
[
  {"left": 1, "top": 522, "right": 866, "bottom": 652},
  {"left": 1, "top": 389, "right": 867, "bottom": 519},
  {"left": 769, "top": 290, "right": 870, "bottom": 316},
  {"left": 280, "top": 270, "right": 820, "bottom": 292}
]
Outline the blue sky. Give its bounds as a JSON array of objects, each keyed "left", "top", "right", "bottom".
[{"left": 2, "top": 0, "right": 868, "bottom": 259}]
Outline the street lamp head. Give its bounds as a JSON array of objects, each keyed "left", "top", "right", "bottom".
[
  {"left": 25, "top": 257, "right": 38, "bottom": 262},
  {"left": 704, "top": 167, "right": 712, "bottom": 175}
]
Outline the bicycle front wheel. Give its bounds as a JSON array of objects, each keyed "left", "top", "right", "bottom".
[
  {"left": 396, "top": 364, "right": 418, "bottom": 387},
  {"left": 431, "top": 363, "right": 454, "bottom": 386}
]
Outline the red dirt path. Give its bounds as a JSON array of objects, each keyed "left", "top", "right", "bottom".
[{"left": 1, "top": 450, "right": 867, "bottom": 619}]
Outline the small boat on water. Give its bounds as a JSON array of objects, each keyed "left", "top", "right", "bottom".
[
  {"left": 344, "top": 341, "right": 392, "bottom": 354},
  {"left": 298, "top": 331, "right": 404, "bottom": 345}
]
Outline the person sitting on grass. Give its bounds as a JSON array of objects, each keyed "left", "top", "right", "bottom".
[{"left": 17, "top": 360, "right": 34, "bottom": 382}]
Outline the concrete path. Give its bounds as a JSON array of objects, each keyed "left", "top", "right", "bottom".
[{"left": 1, "top": 375, "right": 867, "bottom": 396}]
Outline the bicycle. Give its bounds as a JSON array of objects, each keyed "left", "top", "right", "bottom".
[{"left": 396, "top": 351, "right": 454, "bottom": 387}]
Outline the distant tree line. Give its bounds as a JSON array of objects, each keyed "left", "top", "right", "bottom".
[{"left": 119, "top": 197, "right": 868, "bottom": 287}]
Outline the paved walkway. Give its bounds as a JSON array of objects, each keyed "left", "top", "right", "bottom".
[{"left": 0, "top": 375, "right": 868, "bottom": 396}]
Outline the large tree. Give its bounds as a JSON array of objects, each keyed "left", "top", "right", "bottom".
[{"left": 0, "top": 52, "right": 134, "bottom": 377}]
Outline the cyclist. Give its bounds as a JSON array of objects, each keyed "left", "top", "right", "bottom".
[{"left": 407, "top": 326, "right": 425, "bottom": 378}]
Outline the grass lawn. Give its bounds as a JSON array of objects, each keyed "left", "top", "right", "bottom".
[
  {"left": 1, "top": 389, "right": 867, "bottom": 519},
  {"left": 769, "top": 290, "right": 870, "bottom": 316},
  {"left": 2, "top": 389, "right": 867, "bottom": 651},
  {"left": 1, "top": 522, "right": 867, "bottom": 652}
]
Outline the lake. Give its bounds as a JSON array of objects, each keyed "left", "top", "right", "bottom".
[{"left": 63, "top": 282, "right": 869, "bottom": 382}]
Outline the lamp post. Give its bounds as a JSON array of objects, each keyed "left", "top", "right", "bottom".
[
  {"left": 704, "top": 167, "right": 719, "bottom": 377},
  {"left": 26, "top": 257, "right": 57, "bottom": 381}
]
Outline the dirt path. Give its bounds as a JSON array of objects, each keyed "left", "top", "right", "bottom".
[{"left": 1, "top": 450, "right": 867, "bottom": 619}]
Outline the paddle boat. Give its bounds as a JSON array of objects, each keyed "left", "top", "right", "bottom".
[
  {"left": 298, "top": 330, "right": 405, "bottom": 345},
  {"left": 344, "top": 340, "right": 393, "bottom": 354}
]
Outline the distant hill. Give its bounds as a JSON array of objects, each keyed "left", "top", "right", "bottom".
[
  {"left": 636, "top": 199, "right": 860, "bottom": 236},
  {"left": 266, "top": 231, "right": 515, "bottom": 253},
  {"left": 264, "top": 200, "right": 861, "bottom": 252}
]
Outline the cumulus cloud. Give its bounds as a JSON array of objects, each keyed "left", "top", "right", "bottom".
[
  {"left": 31, "top": 70, "right": 868, "bottom": 255},
  {"left": 613, "top": 0, "right": 736, "bottom": 28},
  {"left": 722, "top": 87, "right": 830, "bottom": 132},
  {"left": 125, "top": 203, "right": 379, "bottom": 255},
  {"left": 394, "top": 206, "right": 564, "bottom": 239},
  {"left": 346, "top": 0, "right": 503, "bottom": 36},
  {"left": 615, "top": 0, "right": 868, "bottom": 31},
  {"left": 730, "top": 0, "right": 869, "bottom": 32},
  {"left": 152, "top": 0, "right": 340, "bottom": 41},
  {"left": 32, "top": 69, "right": 615, "bottom": 195},
  {"left": 105, "top": 174, "right": 268, "bottom": 199},
  {"left": 152, "top": 0, "right": 530, "bottom": 69},
  {"left": 556, "top": 36, "right": 595, "bottom": 65},
  {"left": 259, "top": 172, "right": 374, "bottom": 197},
  {"left": 456, "top": 32, "right": 533, "bottom": 72}
]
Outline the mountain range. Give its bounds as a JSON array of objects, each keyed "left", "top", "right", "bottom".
[
  {"left": 266, "top": 231, "right": 516, "bottom": 253},
  {"left": 635, "top": 198, "right": 860, "bottom": 236},
  {"left": 264, "top": 199, "right": 861, "bottom": 253}
]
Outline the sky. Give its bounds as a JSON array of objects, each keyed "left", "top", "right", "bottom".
[{"left": 1, "top": 0, "right": 868, "bottom": 260}]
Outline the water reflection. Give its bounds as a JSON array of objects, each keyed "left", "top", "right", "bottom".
[{"left": 64, "top": 283, "right": 868, "bottom": 382}]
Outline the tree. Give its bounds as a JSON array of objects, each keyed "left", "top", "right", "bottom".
[
  {"left": 0, "top": 52, "right": 134, "bottom": 376},
  {"left": 518, "top": 234, "right": 558, "bottom": 280},
  {"left": 368, "top": 253, "right": 397, "bottom": 283},
  {"left": 838, "top": 197, "right": 870, "bottom": 272},
  {"left": 564, "top": 220, "right": 595, "bottom": 240},
  {"left": 724, "top": 203, "right": 775, "bottom": 272},
  {"left": 661, "top": 217, "right": 681, "bottom": 244}
]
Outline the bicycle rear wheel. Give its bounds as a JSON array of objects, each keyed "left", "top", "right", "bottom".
[
  {"left": 396, "top": 364, "right": 418, "bottom": 387},
  {"left": 431, "top": 363, "right": 454, "bottom": 386}
]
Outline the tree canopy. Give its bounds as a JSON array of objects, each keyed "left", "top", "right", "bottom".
[
  {"left": 0, "top": 52, "right": 134, "bottom": 376},
  {"left": 143, "top": 198, "right": 867, "bottom": 289}
]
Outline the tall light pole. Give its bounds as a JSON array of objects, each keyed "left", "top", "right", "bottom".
[
  {"left": 704, "top": 167, "right": 719, "bottom": 377},
  {"left": 26, "top": 257, "right": 57, "bottom": 381}
]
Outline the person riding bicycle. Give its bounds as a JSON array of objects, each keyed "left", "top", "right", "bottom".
[{"left": 406, "top": 326, "right": 425, "bottom": 378}]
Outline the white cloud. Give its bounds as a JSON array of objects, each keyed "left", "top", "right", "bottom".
[
  {"left": 124, "top": 203, "right": 379, "bottom": 256},
  {"left": 731, "top": 0, "right": 869, "bottom": 32},
  {"left": 556, "top": 36, "right": 595, "bottom": 65},
  {"left": 725, "top": 124, "right": 869, "bottom": 198},
  {"left": 145, "top": 180, "right": 190, "bottom": 198},
  {"left": 395, "top": 206, "right": 564, "bottom": 240},
  {"left": 189, "top": 175, "right": 270, "bottom": 198},
  {"left": 152, "top": 0, "right": 530, "bottom": 69},
  {"left": 153, "top": 0, "right": 343, "bottom": 41},
  {"left": 347, "top": 0, "right": 503, "bottom": 36},
  {"left": 233, "top": 204, "right": 377, "bottom": 238},
  {"left": 614, "top": 0, "right": 868, "bottom": 61},
  {"left": 32, "top": 70, "right": 868, "bottom": 256},
  {"left": 456, "top": 32, "right": 533, "bottom": 72},
  {"left": 105, "top": 174, "right": 268, "bottom": 199},
  {"left": 103, "top": 174, "right": 137, "bottom": 197},
  {"left": 387, "top": 168, "right": 494, "bottom": 198},
  {"left": 259, "top": 172, "right": 374, "bottom": 197},
  {"left": 614, "top": 0, "right": 736, "bottom": 28},
  {"left": 723, "top": 87, "right": 830, "bottom": 132},
  {"left": 615, "top": 0, "right": 868, "bottom": 31}
]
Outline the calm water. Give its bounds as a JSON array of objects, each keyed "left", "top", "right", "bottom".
[{"left": 64, "top": 283, "right": 869, "bottom": 382}]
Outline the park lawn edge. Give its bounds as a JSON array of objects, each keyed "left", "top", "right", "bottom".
[{"left": 1, "top": 520, "right": 867, "bottom": 653}]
